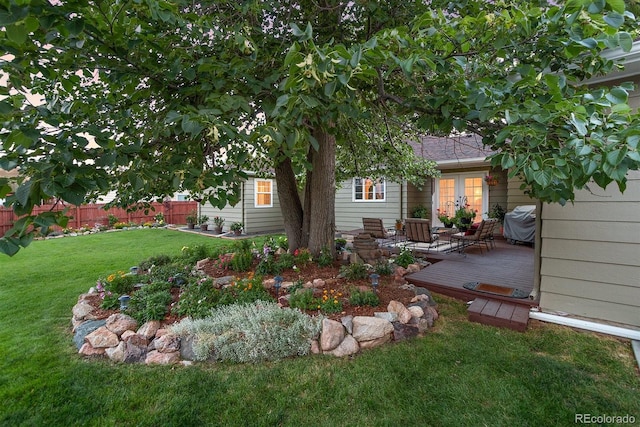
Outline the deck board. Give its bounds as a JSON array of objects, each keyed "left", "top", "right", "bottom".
[{"left": 468, "top": 297, "right": 530, "bottom": 332}]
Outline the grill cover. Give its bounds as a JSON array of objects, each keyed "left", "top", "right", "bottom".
[{"left": 503, "top": 205, "right": 536, "bottom": 243}]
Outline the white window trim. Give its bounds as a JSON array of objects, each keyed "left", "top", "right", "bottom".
[
  {"left": 352, "top": 177, "right": 386, "bottom": 202},
  {"left": 433, "top": 172, "right": 489, "bottom": 225},
  {"left": 254, "top": 178, "right": 273, "bottom": 208}
]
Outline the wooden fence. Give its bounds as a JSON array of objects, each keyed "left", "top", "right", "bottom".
[{"left": 0, "top": 201, "right": 198, "bottom": 235}]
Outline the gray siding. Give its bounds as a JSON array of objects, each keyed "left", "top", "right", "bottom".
[
  {"left": 506, "top": 175, "right": 535, "bottom": 211},
  {"left": 335, "top": 180, "right": 403, "bottom": 231},
  {"left": 201, "top": 178, "right": 285, "bottom": 234},
  {"left": 538, "top": 171, "right": 640, "bottom": 327}
]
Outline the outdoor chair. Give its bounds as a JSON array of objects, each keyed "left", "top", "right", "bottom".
[
  {"left": 403, "top": 218, "right": 439, "bottom": 252},
  {"left": 362, "top": 218, "right": 393, "bottom": 240},
  {"left": 450, "top": 218, "right": 499, "bottom": 254}
]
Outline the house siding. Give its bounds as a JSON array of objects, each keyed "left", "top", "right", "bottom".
[
  {"left": 335, "top": 180, "right": 403, "bottom": 231},
  {"left": 538, "top": 171, "right": 640, "bottom": 327},
  {"left": 201, "top": 178, "right": 285, "bottom": 234}
]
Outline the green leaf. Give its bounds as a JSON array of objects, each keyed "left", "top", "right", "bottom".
[
  {"left": 617, "top": 32, "right": 633, "bottom": 52},
  {"left": 324, "top": 80, "right": 337, "bottom": 97},
  {"left": 15, "top": 180, "right": 32, "bottom": 207},
  {"left": 606, "top": 147, "right": 627, "bottom": 166},
  {"left": 606, "top": 0, "right": 626, "bottom": 13},
  {"left": 0, "top": 238, "right": 20, "bottom": 257},
  {"left": 603, "top": 12, "right": 624, "bottom": 28},
  {"left": 6, "top": 23, "right": 28, "bottom": 45},
  {"left": 570, "top": 113, "right": 587, "bottom": 136},
  {"left": 500, "top": 154, "right": 516, "bottom": 170}
]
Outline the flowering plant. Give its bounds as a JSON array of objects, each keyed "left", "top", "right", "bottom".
[
  {"left": 436, "top": 208, "right": 452, "bottom": 224},
  {"left": 213, "top": 216, "right": 225, "bottom": 227},
  {"left": 453, "top": 196, "right": 477, "bottom": 228},
  {"left": 484, "top": 174, "right": 499, "bottom": 185}
]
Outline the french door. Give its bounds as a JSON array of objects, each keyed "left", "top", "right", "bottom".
[{"left": 433, "top": 173, "right": 487, "bottom": 226}]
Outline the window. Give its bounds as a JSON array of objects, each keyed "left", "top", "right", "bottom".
[
  {"left": 255, "top": 179, "right": 273, "bottom": 207},
  {"left": 434, "top": 173, "right": 487, "bottom": 225},
  {"left": 353, "top": 178, "right": 385, "bottom": 201}
]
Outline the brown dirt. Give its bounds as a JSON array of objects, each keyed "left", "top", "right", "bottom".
[{"left": 82, "top": 260, "right": 424, "bottom": 325}]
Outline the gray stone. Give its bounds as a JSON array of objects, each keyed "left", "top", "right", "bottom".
[
  {"left": 392, "top": 322, "right": 419, "bottom": 341},
  {"left": 310, "top": 339, "right": 321, "bottom": 354},
  {"left": 145, "top": 350, "right": 180, "bottom": 365},
  {"left": 73, "top": 319, "right": 106, "bottom": 350},
  {"left": 155, "top": 333, "right": 181, "bottom": 353},
  {"left": 195, "top": 258, "right": 209, "bottom": 271},
  {"left": 105, "top": 313, "right": 138, "bottom": 336},
  {"left": 341, "top": 315, "right": 353, "bottom": 335},
  {"left": 414, "top": 287, "right": 438, "bottom": 306},
  {"left": 105, "top": 341, "right": 126, "bottom": 362},
  {"left": 320, "top": 318, "right": 345, "bottom": 352},
  {"left": 408, "top": 305, "right": 425, "bottom": 319},
  {"left": 374, "top": 312, "right": 398, "bottom": 322},
  {"left": 328, "top": 335, "right": 359, "bottom": 357},
  {"left": 213, "top": 276, "right": 234, "bottom": 288},
  {"left": 179, "top": 335, "right": 197, "bottom": 361},
  {"left": 85, "top": 326, "right": 119, "bottom": 348},
  {"left": 352, "top": 316, "right": 394, "bottom": 342}
]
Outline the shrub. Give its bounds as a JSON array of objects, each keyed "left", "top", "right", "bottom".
[
  {"left": 107, "top": 214, "right": 119, "bottom": 227},
  {"left": 288, "top": 288, "right": 317, "bottom": 311},
  {"left": 349, "top": 288, "right": 380, "bottom": 307},
  {"left": 293, "top": 248, "right": 312, "bottom": 266},
  {"left": 181, "top": 244, "right": 212, "bottom": 264},
  {"left": 170, "top": 301, "right": 322, "bottom": 363},
  {"left": 316, "top": 246, "right": 333, "bottom": 267},
  {"left": 173, "top": 278, "right": 222, "bottom": 319},
  {"left": 138, "top": 254, "right": 173, "bottom": 272},
  {"left": 96, "top": 271, "right": 137, "bottom": 297},
  {"left": 127, "top": 281, "right": 172, "bottom": 323},
  {"left": 275, "top": 253, "right": 295, "bottom": 271},
  {"left": 373, "top": 260, "right": 394, "bottom": 276},
  {"left": 394, "top": 247, "right": 415, "bottom": 268},
  {"left": 339, "top": 262, "right": 368, "bottom": 280},
  {"left": 148, "top": 262, "right": 191, "bottom": 283},
  {"left": 220, "top": 275, "right": 273, "bottom": 306},
  {"left": 231, "top": 249, "right": 253, "bottom": 272},
  {"left": 318, "top": 288, "right": 343, "bottom": 313}
]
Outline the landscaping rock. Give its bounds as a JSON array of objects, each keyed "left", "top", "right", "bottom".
[
  {"left": 72, "top": 302, "right": 96, "bottom": 322},
  {"left": 154, "top": 333, "right": 181, "bottom": 353},
  {"left": 85, "top": 326, "right": 120, "bottom": 348},
  {"left": 358, "top": 334, "right": 392, "bottom": 349},
  {"left": 137, "top": 321, "right": 161, "bottom": 340},
  {"left": 387, "top": 300, "right": 412, "bottom": 324},
  {"left": 105, "top": 341, "right": 126, "bottom": 362},
  {"left": 310, "top": 339, "right": 321, "bottom": 354},
  {"left": 374, "top": 312, "right": 398, "bottom": 322},
  {"left": 328, "top": 335, "right": 359, "bottom": 357},
  {"left": 341, "top": 315, "right": 353, "bottom": 335},
  {"left": 408, "top": 305, "right": 425, "bottom": 319},
  {"left": 352, "top": 316, "right": 394, "bottom": 342},
  {"left": 195, "top": 258, "right": 209, "bottom": 271},
  {"left": 105, "top": 313, "right": 138, "bottom": 336},
  {"left": 320, "top": 318, "right": 345, "bottom": 352},
  {"left": 213, "top": 276, "right": 234, "bottom": 288},
  {"left": 123, "top": 334, "right": 148, "bottom": 363},
  {"left": 146, "top": 350, "right": 180, "bottom": 365},
  {"left": 392, "top": 322, "right": 419, "bottom": 341},
  {"left": 73, "top": 319, "right": 106, "bottom": 350},
  {"left": 79, "top": 342, "right": 106, "bottom": 356}
]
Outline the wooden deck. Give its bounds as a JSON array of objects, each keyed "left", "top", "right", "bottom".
[{"left": 405, "top": 237, "right": 537, "bottom": 331}]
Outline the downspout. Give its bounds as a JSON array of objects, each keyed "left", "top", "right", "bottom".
[
  {"left": 528, "top": 311, "right": 640, "bottom": 341},
  {"left": 530, "top": 199, "right": 543, "bottom": 301},
  {"left": 242, "top": 181, "right": 246, "bottom": 233}
]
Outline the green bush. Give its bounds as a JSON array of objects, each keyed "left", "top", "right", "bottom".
[
  {"left": 316, "top": 246, "right": 333, "bottom": 267},
  {"left": 394, "top": 247, "right": 415, "bottom": 268},
  {"left": 339, "top": 262, "right": 368, "bottom": 280},
  {"left": 138, "top": 254, "right": 174, "bottom": 272},
  {"left": 148, "top": 262, "right": 191, "bottom": 283},
  {"left": 231, "top": 250, "right": 253, "bottom": 272},
  {"left": 275, "top": 253, "right": 295, "bottom": 271},
  {"left": 173, "top": 278, "right": 222, "bottom": 319},
  {"left": 373, "top": 260, "right": 394, "bottom": 276},
  {"left": 170, "top": 301, "right": 321, "bottom": 363},
  {"left": 181, "top": 244, "right": 212, "bottom": 264},
  {"left": 288, "top": 288, "right": 317, "bottom": 311},
  {"left": 349, "top": 288, "right": 380, "bottom": 307},
  {"left": 128, "top": 281, "right": 172, "bottom": 323}
]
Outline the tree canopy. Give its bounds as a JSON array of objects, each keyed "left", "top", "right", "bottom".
[{"left": 1, "top": 0, "right": 639, "bottom": 256}]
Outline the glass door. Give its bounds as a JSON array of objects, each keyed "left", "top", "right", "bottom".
[{"left": 434, "top": 173, "right": 487, "bottom": 226}]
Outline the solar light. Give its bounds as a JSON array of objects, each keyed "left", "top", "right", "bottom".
[
  {"left": 274, "top": 275, "right": 283, "bottom": 298},
  {"left": 118, "top": 295, "right": 130, "bottom": 310},
  {"left": 369, "top": 273, "right": 380, "bottom": 293}
]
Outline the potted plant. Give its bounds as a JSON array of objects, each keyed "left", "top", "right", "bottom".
[
  {"left": 213, "top": 216, "right": 225, "bottom": 234},
  {"left": 453, "top": 197, "right": 477, "bottom": 232},
  {"left": 230, "top": 221, "right": 243, "bottom": 235},
  {"left": 437, "top": 209, "right": 454, "bottom": 228},
  {"left": 488, "top": 203, "right": 506, "bottom": 223},
  {"left": 198, "top": 215, "right": 209, "bottom": 231},
  {"left": 411, "top": 204, "right": 429, "bottom": 219},
  {"left": 185, "top": 210, "right": 197, "bottom": 229},
  {"left": 484, "top": 174, "right": 499, "bottom": 186}
]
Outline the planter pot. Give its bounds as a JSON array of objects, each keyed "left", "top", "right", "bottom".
[
  {"left": 187, "top": 223, "right": 195, "bottom": 229},
  {"left": 200, "top": 224, "right": 208, "bottom": 231},
  {"left": 233, "top": 230, "right": 242, "bottom": 236},
  {"left": 213, "top": 226, "right": 223, "bottom": 234},
  {"left": 443, "top": 221, "right": 454, "bottom": 228}
]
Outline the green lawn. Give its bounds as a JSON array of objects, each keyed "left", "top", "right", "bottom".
[{"left": 0, "top": 229, "right": 638, "bottom": 427}]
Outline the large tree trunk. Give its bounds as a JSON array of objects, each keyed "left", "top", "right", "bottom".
[
  {"left": 275, "top": 127, "right": 336, "bottom": 257},
  {"left": 274, "top": 157, "right": 305, "bottom": 250},
  {"left": 304, "top": 126, "right": 336, "bottom": 256}
]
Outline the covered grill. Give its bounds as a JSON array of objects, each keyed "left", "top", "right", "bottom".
[{"left": 503, "top": 205, "right": 536, "bottom": 244}]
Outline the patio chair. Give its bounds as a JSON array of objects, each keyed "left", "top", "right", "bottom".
[
  {"left": 404, "top": 218, "right": 439, "bottom": 252},
  {"left": 362, "top": 218, "right": 393, "bottom": 239},
  {"left": 450, "top": 218, "right": 499, "bottom": 254}
]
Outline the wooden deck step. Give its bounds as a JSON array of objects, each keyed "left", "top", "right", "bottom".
[{"left": 468, "top": 297, "right": 530, "bottom": 332}]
